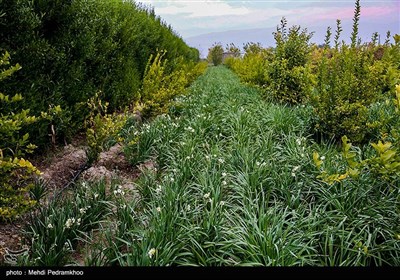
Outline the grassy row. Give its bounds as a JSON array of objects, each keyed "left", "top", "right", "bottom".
[
  {"left": 19, "top": 66, "right": 400, "bottom": 266},
  {"left": 100, "top": 66, "right": 400, "bottom": 265}
]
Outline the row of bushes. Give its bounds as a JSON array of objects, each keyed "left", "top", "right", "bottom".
[
  {"left": 223, "top": 0, "right": 399, "bottom": 144},
  {"left": 0, "top": 0, "right": 199, "bottom": 149},
  {"left": 0, "top": 0, "right": 203, "bottom": 221}
]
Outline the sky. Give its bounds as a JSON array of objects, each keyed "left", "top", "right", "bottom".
[{"left": 139, "top": 0, "right": 399, "bottom": 55}]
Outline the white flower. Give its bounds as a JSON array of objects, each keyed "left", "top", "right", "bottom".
[
  {"left": 300, "top": 153, "right": 305, "bottom": 158},
  {"left": 292, "top": 166, "right": 300, "bottom": 172},
  {"left": 148, "top": 248, "right": 156, "bottom": 259},
  {"left": 256, "top": 161, "right": 261, "bottom": 166},
  {"left": 79, "top": 208, "right": 86, "bottom": 214},
  {"left": 81, "top": 182, "right": 88, "bottom": 188},
  {"left": 77, "top": 218, "right": 81, "bottom": 226},
  {"left": 220, "top": 201, "right": 225, "bottom": 207},
  {"left": 170, "top": 177, "right": 175, "bottom": 182},
  {"left": 47, "top": 223, "right": 53, "bottom": 229},
  {"left": 203, "top": 192, "right": 210, "bottom": 199},
  {"left": 65, "top": 218, "right": 74, "bottom": 229},
  {"left": 296, "top": 138, "right": 302, "bottom": 145},
  {"left": 186, "top": 156, "right": 191, "bottom": 160},
  {"left": 320, "top": 156, "right": 326, "bottom": 161},
  {"left": 186, "top": 205, "right": 191, "bottom": 211},
  {"left": 222, "top": 180, "right": 227, "bottom": 186},
  {"left": 291, "top": 166, "right": 300, "bottom": 177},
  {"left": 121, "top": 204, "right": 127, "bottom": 210},
  {"left": 114, "top": 186, "right": 125, "bottom": 196},
  {"left": 222, "top": 172, "right": 227, "bottom": 177},
  {"left": 218, "top": 158, "right": 225, "bottom": 164},
  {"left": 155, "top": 185, "right": 162, "bottom": 194},
  {"left": 205, "top": 155, "right": 210, "bottom": 160},
  {"left": 156, "top": 207, "right": 161, "bottom": 212}
]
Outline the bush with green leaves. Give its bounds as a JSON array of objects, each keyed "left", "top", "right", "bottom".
[
  {"left": 311, "top": 0, "right": 399, "bottom": 144},
  {"left": 225, "top": 43, "right": 271, "bottom": 88},
  {"left": 207, "top": 43, "right": 224, "bottom": 66},
  {"left": 84, "top": 92, "right": 127, "bottom": 164},
  {"left": 0, "top": 52, "right": 40, "bottom": 221},
  {"left": 315, "top": 84, "right": 400, "bottom": 186},
  {"left": 267, "top": 17, "right": 314, "bottom": 104},
  {"left": 140, "top": 51, "right": 207, "bottom": 118}
]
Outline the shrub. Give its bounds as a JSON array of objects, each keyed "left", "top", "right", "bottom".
[
  {"left": 140, "top": 51, "right": 206, "bottom": 118},
  {"left": 267, "top": 18, "right": 314, "bottom": 104},
  {"left": 0, "top": 52, "right": 40, "bottom": 221},
  {"left": 314, "top": 134, "right": 400, "bottom": 187},
  {"left": 207, "top": 43, "right": 224, "bottom": 66},
  {"left": 84, "top": 92, "right": 127, "bottom": 164},
  {"left": 314, "top": 84, "right": 400, "bottom": 186},
  {"left": 311, "top": 9, "right": 397, "bottom": 143},
  {"left": 225, "top": 43, "right": 271, "bottom": 88}
]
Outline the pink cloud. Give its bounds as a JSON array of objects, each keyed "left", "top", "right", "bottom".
[{"left": 314, "top": 6, "right": 395, "bottom": 21}]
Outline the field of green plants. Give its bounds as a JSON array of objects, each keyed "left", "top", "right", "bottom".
[
  {"left": 1, "top": 0, "right": 399, "bottom": 267},
  {"left": 15, "top": 66, "right": 400, "bottom": 266}
]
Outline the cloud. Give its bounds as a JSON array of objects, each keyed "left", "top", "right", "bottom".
[
  {"left": 313, "top": 6, "right": 395, "bottom": 21},
  {"left": 139, "top": 0, "right": 399, "bottom": 38},
  {"left": 141, "top": 0, "right": 250, "bottom": 18}
]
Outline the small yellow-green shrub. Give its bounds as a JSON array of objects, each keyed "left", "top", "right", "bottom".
[
  {"left": 140, "top": 51, "right": 206, "bottom": 117},
  {"left": 314, "top": 134, "right": 400, "bottom": 186},
  {"left": 225, "top": 43, "right": 271, "bottom": 88},
  {"left": 85, "top": 92, "right": 127, "bottom": 164},
  {"left": 0, "top": 52, "right": 40, "bottom": 221}
]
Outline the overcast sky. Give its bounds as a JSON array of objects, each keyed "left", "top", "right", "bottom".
[{"left": 139, "top": 0, "right": 399, "bottom": 39}]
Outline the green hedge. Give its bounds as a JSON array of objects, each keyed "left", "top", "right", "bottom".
[{"left": 0, "top": 0, "right": 199, "bottom": 148}]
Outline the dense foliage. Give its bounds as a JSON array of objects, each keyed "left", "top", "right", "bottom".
[
  {"left": 0, "top": 0, "right": 203, "bottom": 220},
  {"left": 0, "top": 0, "right": 199, "bottom": 149},
  {"left": 225, "top": 42, "right": 271, "bottom": 88},
  {"left": 0, "top": 52, "right": 40, "bottom": 221},
  {"left": 207, "top": 43, "right": 224, "bottom": 66},
  {"left": 226, "top": 0, "right": 400, "bottom": 144}
]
